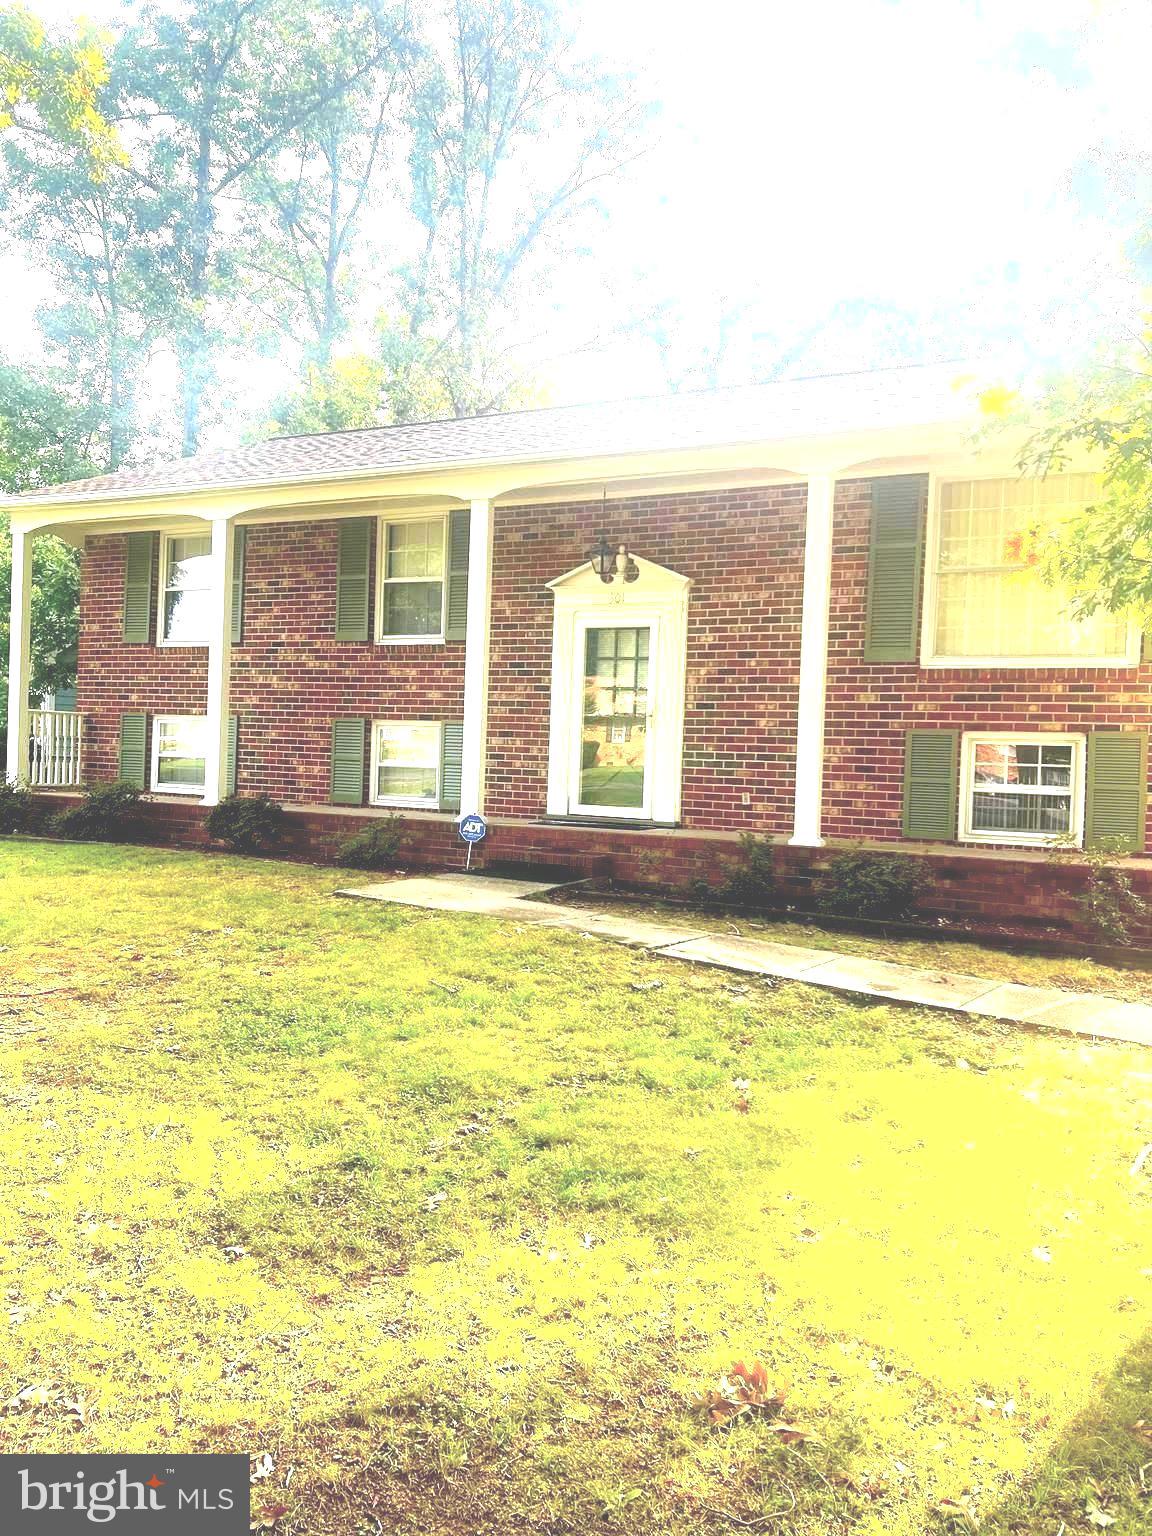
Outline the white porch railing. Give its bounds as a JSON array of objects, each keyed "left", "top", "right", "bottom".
[{"left": 28, "top": 710, "right": 84, "bottom": 787}]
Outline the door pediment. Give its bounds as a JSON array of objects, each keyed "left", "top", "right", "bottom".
[{"left": 547, "top": 554, "right": 692, "bottom": 603}]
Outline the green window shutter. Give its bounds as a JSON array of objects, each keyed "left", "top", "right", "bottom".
[
  {"left": 330, "top": 718, "right": 366, "bottom": 805},
  {"left": 439, "top": 722, "right": 464, "bottom": 812},
  {"left": 444, "top": 509, "right": 471, "bottom": 642},
  {"left": 335, "top": 519, "right": 373, "bottom": 640},
  {"left": 902, "top": 729, "right": 958, "bottom": 841},
  {"left": 122, "top": 533, "right": 156, "bottom": 643},
  {"left": 864, "top": 475, "right": 927, "bottom": 662},
  {"left": 231, "top": 527, "right": 246, "bottom": 644},
  {"left": 1086, "top": 731, "right": 1147, "bottom": 853},
  {"left": 225, "top": 715, "right": 238, "bottom": 797},
  {"left": 118, "top": 712, "right": 148, "bottom": 787}
]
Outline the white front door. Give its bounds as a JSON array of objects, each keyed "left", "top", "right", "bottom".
[
  {"left": 570, "top": 619, "right": 656, "bottom": 818},
  {"left": 546, "top": 554, "right": 691, "bottom": 825}
]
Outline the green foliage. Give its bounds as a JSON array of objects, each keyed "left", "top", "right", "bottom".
[
  {"left": 0, "top": 4, "right": 121, "bottom": 169},
  {"left": 266, "top": 354, "right": 389, "bottom": 436},
  {"left": 1021, "top": 353, "right": 1152, "bottom": 622},
  {"left": 0, "top": 525, "right": 83, "bottom": 732},
  {"left": 0, "top": 357, "right": 101, "bottom": 731},
  {"left": 336, "top": 814, "right": 409, "bottom": 869},
  {"left": 0, "top": 356, "right": 102, "bottom": 492},
  {"left": 721, "top": 833, "right": 777, "bottom": 908},
  {"left": 400, "top": 0, "right": 644, "bottom": 420},
  {"left": 264, "top": 318, "right": 546, "bottom": 435},
  {"left": 205, "top": 794, "right": 287, "bottom": 853},
  {"left": 1050, "top": 839, "right": 1151, "bottom": 945},
  {"left": 0, "top": 779, "right": 32, "bottom": 833},
  {"left": 50, "top": 779, "right": 141, "bottom": 841},
  {"left": 812, "top": 848, "right": 932, "bottom": 921}
]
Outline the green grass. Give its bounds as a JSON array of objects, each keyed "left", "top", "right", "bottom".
[{"left": 0, "top": 838, "right": 1150, "bottom": 1536}]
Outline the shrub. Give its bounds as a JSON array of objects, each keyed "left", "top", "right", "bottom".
[
  {"left": 205, "top": 794, "right": 287, "bottom": 853},
  {"left": 51, "top": 780, "right": 142, "bottom": 842},
  {"left": 0, "top": 780, "right": 33, "bottom": 834},
  {"left": 812, "top": 848, "right": 931, "bottom": 920},
  {"left": 336, "top": 815, "right": 409, "bottom": 870},
  {"left": 721, "top": 833, "right": 777, "bottom": 908},
  {"left": 1055, "top": 840, "right": 1150, "bottom": 945}
]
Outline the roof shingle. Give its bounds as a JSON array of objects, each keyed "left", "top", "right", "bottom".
[{"left": 8, "top": 363, "right": 978, "bottom": 506}]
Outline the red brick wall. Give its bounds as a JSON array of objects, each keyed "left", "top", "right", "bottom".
[
  {"left": 823, "top": 480, "right": 1152, "bottom": 851},
  {"left": 76, "top": 536, "right": 209, "bottom": 781},
  {"left": 77, "top": 525, "right": 466, "bottom": 803},
  {"left": 231, "top": 524, "right": 465, "bottom": 803},
  {"left": 486, "top": 485, "right": 807, "bottom": 833},
  {"left": 76, "top": 481, "right": 1150, "bottom": 854}
]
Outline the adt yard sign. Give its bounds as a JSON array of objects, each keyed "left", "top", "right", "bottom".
[{"left": 459, "top": 813, "right": 487, "bottom": 867}]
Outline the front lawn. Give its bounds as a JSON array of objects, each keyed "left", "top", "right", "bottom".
[{"left": 1, "top": 840, "right": 1150, "bottom": 1535}]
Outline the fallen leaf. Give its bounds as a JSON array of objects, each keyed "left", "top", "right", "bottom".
[
  {"left": 1086, "top": 1502, "right": 1116, "bottom": 1528},
  {"left": 250, "top": 1453, "right": 275, "bottom": 1482},
  {"left": 222, "top": 1245, "right": 246, "bottom": 1263},
  {"left": 771, "top": 1422, "right": 818, "bottom": 1445},
  {"left": 425, "top": 1190, "right": 447, "bottom": 1211},
  {"left": 251, "top": 1503, "right": 289, "bottom": 1531},
  {"left": 693, "top": 1359, "right": 787, "bottom": 1427},
  {"left": 1032, "top": 1245, "right": 1052, "bottom": 1264},
  {"left": 935, "top": 1496, "right": 978, "bottom": 1530}
]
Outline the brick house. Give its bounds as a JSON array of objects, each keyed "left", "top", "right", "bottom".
[{"left": 5, "top": 364, "right": 1150, "bottom": 934}]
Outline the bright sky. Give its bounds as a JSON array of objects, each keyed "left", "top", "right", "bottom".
[{"left": 5, "top": 0, "right": 1152, "bottom": 415}]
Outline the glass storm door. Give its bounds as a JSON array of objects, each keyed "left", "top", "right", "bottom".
[{"left": 572, "top": 622, "right": 654, "bottom": 816}]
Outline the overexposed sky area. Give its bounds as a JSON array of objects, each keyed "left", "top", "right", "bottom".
[{"left": 5, "top": 0, "right": 1152, "bottom": 411}]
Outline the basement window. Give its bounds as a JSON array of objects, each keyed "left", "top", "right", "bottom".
[
  {"left": 960, "top": 732, "right": 1085, "bottom": 847},
  {"left": 370, "top": 721, "right": 442, "bottom": 807},
  {"left": 151, "top": 715, "right": 208, "bottom": 794}
]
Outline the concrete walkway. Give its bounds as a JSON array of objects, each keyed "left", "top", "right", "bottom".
[{"left": 337, "top": 874, "right": 1152, "bottom": 1047}]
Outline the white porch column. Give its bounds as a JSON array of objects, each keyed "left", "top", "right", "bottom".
[
  {"left": 201, "top": 515, "right": 235, "bottom": 807},
  {"left": 5, "top": 522, "right": 33, "bottom": 785},
  {"left": 789, "top": 472, "right": 836, "bottom": 847},
  {"left": 459, "top": 496, "right": 494, "bottom": 819}
]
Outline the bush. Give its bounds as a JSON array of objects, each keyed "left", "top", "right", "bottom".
[
  {"left": 813, "top": 848, "right": 931, "bottom": 920},
  {"left": 1055, "top": 840, "right": 1150, "bottom": 945},
  {"left": 721, "top": 833, "right": 777, "bottom": 908},
  {"left": 205, "top": 794, "right": 287, "bottom": 853},
  {"left": 336, "top": 815, "right": 409, "bottom": 870},
  {"left": 51, "top": 780, "right": 142, "bottom": 842},
  {"left": 0, "top": 780, "right": 33, "bottom": 834}
]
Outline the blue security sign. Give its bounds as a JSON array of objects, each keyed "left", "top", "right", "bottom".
[{"left": 459, "top": 813, "right": 487, "bottom": 843}]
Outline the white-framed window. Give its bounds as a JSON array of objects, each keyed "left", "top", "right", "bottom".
[
  {"left": 151, "top": 715, "right": 208, "bottom": 794},
  {"left": 375, "top": 515, "right": 447, "bottom": 641},
  {"left": 370, "top": 721, "right": 442, "bottom": 807},
  {"left": 158, "top": 533, "right": 212, "bottom": 647},
  {"left": 924, "top": 474, "right": 1137, "bottom": 667},
  {"left": 960, "top": 732, "right": 1086, "bottom": 847}
]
